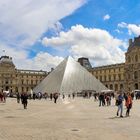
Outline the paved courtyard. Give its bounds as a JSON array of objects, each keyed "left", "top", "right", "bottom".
[{"left": 0, "top": 97, "right": 140, "bottom": 140}]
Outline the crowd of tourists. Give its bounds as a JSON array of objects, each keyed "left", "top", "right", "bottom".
[
  {"left": 16, "top": 92, "right": 59, "bottom": 109},
  {"left": 75, "top": 90, "right": 134, "bottom": 118},
  {"left": 93, "top": 91, "right": 134, "bottom": 117},
  {"left": 0, "top": 89, "right": 138, "bottom": 118},
  {"left": 98, "top": 92, "right": 114, "bottom": 106},
  {"left": 0, "top": 91, "right": 60, "bottom": 109}
]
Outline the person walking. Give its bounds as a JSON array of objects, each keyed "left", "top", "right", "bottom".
[
  {"left": 99, "top": 93, "right": 105, "bottom": 106},
  {"left": 16, "top": 92, "right": 21, "bottom": 103},
  {"left": 0, "top": 92, "right": 3, "bottom": 102},
  {"left": 125, "top": 92, "right": 133, "bottom": 117},
  {"left": 62, "top": 94, "right": 65, "bottom": 99},
  {"left": 53, "top": 93, "right": 59, "bottom": 103},
  {"left": 33, "top": 92, "right": 36, "bottom": 100},
  {"left": 50, "top": 93, "right": 53, "bottom": 101},
  {"left": 2, "top": 92, "right": 6, "bottom": 103},
  {"left": 72, "top": 93, "right": 75, "bottom": 99},
  {"left": 116, "top": 92, "right": 124, "bottom": 117},
  {"left": 106, "top": 95, "right": 111, "bottom": 106},
  {"left": 21, "top": 93, "right": 28, "bottom": 109},
  {"left": 44, "top": 92, "right": 48, "bottom": 100}
]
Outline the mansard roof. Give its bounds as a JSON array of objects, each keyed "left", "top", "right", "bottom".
[
  {"left": 0, "top": 56, "right": 15, "bottom": 67},
  {"left": 128, "top": 36, "right": 140, "bottom": 52}
]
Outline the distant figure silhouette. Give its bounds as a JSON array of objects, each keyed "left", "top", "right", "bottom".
[
  {"left": 53, "top": 93, "right": 59, "bottom": 103},
  {"left": 21, "top": 93, "right": 28, "bottom": 109},
  {"left": 16, "top": 92, "right": 20, "bottom": 103}
]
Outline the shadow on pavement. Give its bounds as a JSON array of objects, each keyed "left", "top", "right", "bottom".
[{"left": 108, "top": 116, "right": 127, "bottom": 119}]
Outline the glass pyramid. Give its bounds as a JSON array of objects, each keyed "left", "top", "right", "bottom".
[{"left": 33, "top": 56, "right": 107, "bottom": 94}]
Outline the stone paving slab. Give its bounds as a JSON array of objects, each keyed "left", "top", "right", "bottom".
[{"left": 0, "top": 98, "right": 140, "bottom": 140}]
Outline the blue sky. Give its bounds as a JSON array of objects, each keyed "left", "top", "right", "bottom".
[
  {"left": 0, "top": 0, "right": 140, "bottom": 70},
  {"left": 60, "top": 0, "right": 140, "bottom": 39}
]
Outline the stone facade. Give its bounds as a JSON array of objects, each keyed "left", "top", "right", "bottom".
[
  {"left": 89, "top": 63, "right": 125, "bottom": 91},
  {"left": 1, "top": 36, "right": 140, "bottom": 93},
  {"left": 124, "top": 36, "right": 140, "bottom": 91},
  {"left": 81, "top": 36, "right": 140, "bottom": 92},
  {"left": 0, "top": 56, "right": 47, "bottom": 93}
]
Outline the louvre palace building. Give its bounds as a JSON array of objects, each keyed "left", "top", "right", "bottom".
[
  {"left": 0, "top": 36, "right": 140, "bottom": 93},
  {"left": 0, "top": 56, "right": 47, "bottom": 93},
  {"left": 79, "top": 36, "right": 140, "bottom": 92}
]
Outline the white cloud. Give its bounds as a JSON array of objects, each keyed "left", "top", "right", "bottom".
[
  {"left": 118, "top": 22, "right": 127, "bottom": 28},
  {"left": 0, "top": 0, "right": 86, "bottom": 47},
  {"left": 114, "top": 29, "right": 122, "bottom": 34},
  {"left": 127, "top": 24, "right": 140, "bottom": 35},
  {"left": 0, "top": 44, "right": 64, "bottom": 71},
  {"left": 0, "top": 0, "right": 86, "bottom": 71},
  {"left": 103, "top": 14, "right": 110, "bottom": 20},
  {"left": 42, "top": 24, "right": 126, "bottom": 66},
  {"left": 118, "top": 22, "right": 140, "bottom": 36},
  {"left": 23, "top": 52, "right": 64, "bottom": 71},
  {"left": 0, "top": 43, "right": 28, "bottom": 60}
]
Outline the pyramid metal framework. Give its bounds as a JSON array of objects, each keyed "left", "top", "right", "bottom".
[{"left": 33, "top": 56, "right": 107, "bottom": 94}]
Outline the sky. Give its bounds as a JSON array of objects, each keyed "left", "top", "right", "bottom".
[{"left": 0, "top": 0, "right": 140, "bottom": 71}]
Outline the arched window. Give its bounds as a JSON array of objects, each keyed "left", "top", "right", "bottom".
[
  {"left": 26, "top": 87, "right": 29, "bottom": 92},
  {"left": 134, "top": 83, "right": 138, "bottom": 89},
  {"left": 100, "top": 76, "right": 102, "bottom": 81},
  {"left": 135, "top": 55, "right": 138, "bottom": 62},
  {"left": 15, "top": 87, "right": 18, "bottom": 92},
  {"left": 115, "top": 84, "right": 118, "bottom": 91},
  {"left": 128, "top": 74, "right": 130, "bottom": 79},
  {"left": 110, "top": 84, "right": 113, "bottom": 90},
  {"left": 134, "top": 71, "right": 138, "bottom": 79},
  {"left": 104, "top": 76, "right": 106, "bottom": 81},
  {"left": 105, "top": 85, "right": 108, "bottom": 88},
  {"left": 120, "top": 84, "right": 123, "bottom": 90},
  {"left": 128, "top": 56, "right": 131, "bottom": 63},
  {"left": 109, "top": 75, "right": 111, "bottom": 81},
  {"left": 113, "top": 74, "right": 116, "bottom": 80},
  {"left": 22, "top": 87, "right": 24, "bottom": 92},
  {"left": 118, "top": 74, "right": 121, "bottom": 80}
]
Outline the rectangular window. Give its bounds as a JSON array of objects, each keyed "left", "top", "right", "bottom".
[
  {"left": 100, "top": 76, "right": 102, "bottom": 81},
  {"left": 104, "top": 76, "right": 106, "bottom": 81},
  {"left": 118, "top": 74, "right": 121, "bottom": 80},
  {"left": 22, "top": 87, "right": 24, "bottom": 92},
  {"left": 113, "top": 75, "right": 116, "bottom": 80},
  {"left": 109, "top": 75, "right": 111, "bottom": 81},
  {"left": 26, "top": 87, "right": 29, "bottom": 92}
]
